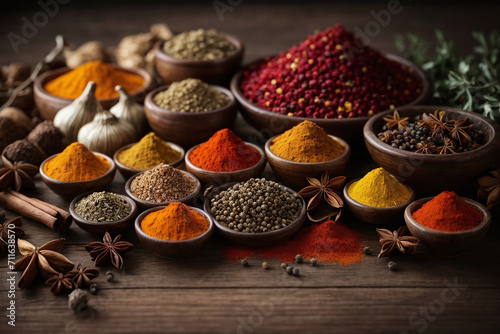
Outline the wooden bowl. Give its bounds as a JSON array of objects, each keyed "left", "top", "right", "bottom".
[
  {"left": 69, "top": 191, "right": 138, "bottom": 235},
  {"left": 144, "top": 84, "right": 237, "bottom": 148},
  {"left": 203, "top": 182, "right": 306, "bottom": 247},
  {"left": 364, "top": 105, "right": 500, "bottom": 194},
  {"left": 33, "top": 65, "right": 154, "bottom": 121},
  {"left": 135, "top": 205, "right": 214, "bottom": 258},
  {"left": 185, "top": 142, "right": 266, "bottom": 186},
  {"left": 265, "top": 134, "right": 350, "bottom": 190},
  {"left": 404, "top": 197, "right": 491, "bottom": 256},
  {"left": 124, "top": 169, "right": 202, "bottom": 210},
  {"left": 230, "top": 53, "right": 431, "bottom": 142},
  {"left": 343, "top": 178, "right": 416, "bottom": 225},
  {"left": 113, "top": 141, "right": 185, "bottom": 180},
  {"left": 154, "top": 32, "right": 244, "bottom": 85},
  {"left": 39, "top": 152, "right": 116, "bottom": 198}
]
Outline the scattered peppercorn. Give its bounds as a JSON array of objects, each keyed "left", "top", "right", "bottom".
[
  {"left": 106, "top": 271, "right": 115, "bottom": 282},
  {"left": 388, "top": 261, "right": 397, "bottom": 271},
  {"left": 286, "top": 265, "right": 294, "bottom": 275},
  {"left": 295, "top": 254, "right": 303, "bottom": 263},
  {"left": 241, "top": 259, "right": 249, "bottom": 267},
  {"left": 262, "top": 261, "right": 269, "bottom": 269},
  {"left": 89, "top": 283, "right": 98, "bottom": 295},
  {"left": 292, "top": 268, "right": 300, "bottom": 276},
  {"left": 310, "top": 258, "right": 318, "bottom": 266},
  {"left": 281, "top": 262, "right": 288, "bottom": 270},
  {"left": 241, "top": 24, "right": 422, "bottom": 119},
  {"left": 363, "top": 246, "right": 372, "bottom": 255}
]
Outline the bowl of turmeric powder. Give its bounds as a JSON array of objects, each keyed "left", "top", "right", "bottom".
[
  {"left": 39, "top": 142, "right": 116, "bottom": 198},
  {"left": 264, "top": 121, "right": 351, "bottom": 190},
  {"left": 34, "top": 61, "right": 154, "bottom": 121}
]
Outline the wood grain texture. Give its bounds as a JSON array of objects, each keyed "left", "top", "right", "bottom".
[{"left": 1, "top": 2, "right": 500, "bottom": 333}]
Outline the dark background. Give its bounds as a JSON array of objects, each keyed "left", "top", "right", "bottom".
[{"left": 1, "top": 0, "right": 499, "bottom": 66}]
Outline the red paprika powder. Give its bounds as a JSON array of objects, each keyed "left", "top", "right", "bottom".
[
  {"left": 241, "top": 24, "right": 422, "bottom": 119},
  {"left": 223, "top": 220, "right": 365, "bottom": 265},
  {"left": 412, "top": 191, "right": 483, "bottom": 232},
  {"left": 189, "top": 129, "right": 261, "bottom": 172}
]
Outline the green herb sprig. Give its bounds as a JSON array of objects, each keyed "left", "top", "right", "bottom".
[{"left": 395, "top": 30, "right": 500, "bottom": 122}]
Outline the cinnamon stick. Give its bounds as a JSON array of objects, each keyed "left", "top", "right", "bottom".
[
  {"left": 9, "top": 191, "right": 72, "bottom": 232},
  {"left": 0, "top": 191, "right": 57, "bottom": 229}
]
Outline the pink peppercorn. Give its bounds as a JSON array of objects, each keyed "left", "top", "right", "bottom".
[{"left": 241, "top": 24, "right": 423, "bottom": 119}]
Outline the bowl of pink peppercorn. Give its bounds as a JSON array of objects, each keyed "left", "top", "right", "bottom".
[{"left": 231, "top": 24, "right": 431, "bottom": 142}]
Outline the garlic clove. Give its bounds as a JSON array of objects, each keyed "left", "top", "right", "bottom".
[
  {"left": 53, "top": 81, "right": 102, "bottom": 142},
  {"left": 110, "top": 85, "right": 147, "bottom": 136}
]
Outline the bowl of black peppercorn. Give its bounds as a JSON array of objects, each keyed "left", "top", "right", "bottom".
[{"left": 364, "top": 105, "right": 500, "bottom": 194}]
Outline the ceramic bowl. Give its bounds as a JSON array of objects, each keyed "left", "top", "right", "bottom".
[
  {"left": 113, "top": 141, "right": 185, "bottom": 180},
  {"left": 69, "top": 191, "right": 138, "bottom": 235},
  {"left": 265, "top": 134, "right": 350, "bottom": 190},
  {"left": 364, "top": 105, "right": 500, "bottom": 194},
  {"left": 185, "top": 142, "right": 266, "bottom": 186},
  {"left": 135, "top": 205, "right": 214, "bottom": 258},
  {"left": 154, "top": 32, "right": 244, "bottom": 85},
  {"left": 343, "top": 178, "right": 416, "bottom": 225},
  {"left": 230, "top": 53, "right": 431, "bottom": 142},
  {"left": 124, "top": 169, "right": 202, "bottom": 210},
  {"left": 404, "top": 197, "right": 491, "bottom": 256},
  {"left": 33, "top": 65, "right": 154, "bottom": 121},
  {"left": 144, "top": 84, "right": 237, "bottom": 148},
  {"left": 39, "top": 152, "right": 116, "bottom": 198},
  {"left": 203, "top": 182, "right": 306, "bottom": 247}
]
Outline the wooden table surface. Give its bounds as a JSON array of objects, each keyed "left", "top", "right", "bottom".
[{"left": 1, "top": 2, "right": 500, "bottom": 333}]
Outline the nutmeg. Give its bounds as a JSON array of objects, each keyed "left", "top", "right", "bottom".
[
  {"left": 0, "top": 116, "right": 29, "bottom": 153},
  {"left": 3, "top": 139, "right": 47, "bottom": 166},
  {"left": 64, "top": 41, "right": 111, "bottom": 69},
  {"left": 28, "top": 120, "right": 65, "bottom": 156},
  {"left": 0, "top": 106, "right": 32, "bottom": 132}
]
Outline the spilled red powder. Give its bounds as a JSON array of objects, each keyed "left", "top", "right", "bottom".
[{"left": 223, "top": 220, "right": 365, "bottom": 265}]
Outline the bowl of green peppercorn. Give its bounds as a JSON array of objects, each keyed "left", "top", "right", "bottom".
[{"left": 69, "top": 191, "right": 138, "bottom": 235}]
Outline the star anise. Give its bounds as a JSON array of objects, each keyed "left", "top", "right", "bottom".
[
  {"left": 383, "top": 110, "right": 409, "bottom": 130},
  {"left": 422, "top": 110, "right": 449, "bottom": 141},
  {"left": 0, "top": 155, "right": 38, "bottom": 192},
  {"left": 415, "top": 141, "right": 436, "bottom": 154},
  {"left": 85, "top": 232, "right": 133, "bottom": 269},
  {"left": 0, "top": 216, "right": 24, "bottom": 256},
  {"left": 14, "top": 238, "right": 74, "bottom": 289},
  {"left": 376, "top": 226, "right": 420, "bottom": 258},
  {"left": 298, "top": 172, "right": 345, "bottom": 212},
  {"left": 435, "top": 137, "right": 456, "bottom": 155},
  {"left": 448, "top": 118, "right": 472, "bottom": 145},
  {"left": 66, "top": 263, "right": 99, "bottom": 288},
  {"left": 45, "top": 272, "right": 75, "bottom": 295},
  {"left": 478, "top": 169, "right": 500, "bottom": 209}
]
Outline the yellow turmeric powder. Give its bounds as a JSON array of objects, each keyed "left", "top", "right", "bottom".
[
  {"left": 348, "top": 167, "right": 410, "bottom": 207},
  {"left": 44, "top": 61, "right": 144, "bottom": 100},
  {"left": 141, "top": 202, "right": 209, "bottom": 241},
  {"left": 270, "top": 120, "right": 344, "bottom": 163},
  {"left": 43, "top": 142, "right": 110, "bottom": 181}
]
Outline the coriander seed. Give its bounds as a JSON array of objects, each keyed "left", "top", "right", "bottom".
[
  {"left": 295, "top": 254, "right": 303, "bottom": 263},
  {"left": 262, "top": 262, "right": 269, "bottom": 269},
  {"left": 281, "top": 262, "right": 288, "bottom": 270}
]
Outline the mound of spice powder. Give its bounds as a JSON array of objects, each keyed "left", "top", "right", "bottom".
[
  {"left": 270, "top": 120, "right": 344, "bottom": 162},
  {"left": 223, "top": 219, "right": 365, "bottom": 265},
  {"left": 43, "top": 142, "right": 110, "bottom": 181},
  {"left": 141, "top": 202, "right": 209, "bottom": 241},
  {"left": 189, "top": 129, "right": 261, "bottom": 172},
  {"left": 153, "top": 78, "right": 230, "bottom": 112},
  {"left": 130, "top": 163, "right": 196, "bottom": 202},
  {"left": 241, "top": 24, "right": 422, "bottom": 118},
  {"left": 412, "top": 191, "right": 483, "bottom": 232},
  {"left": 117, "top": 132, "right": 181, "bottom": 169},
  {"left": 44, "top": 61, "right": 144, "bottom": 100},
  {"left": 348, "top": 167, "right": 410, "bottom": 207}
]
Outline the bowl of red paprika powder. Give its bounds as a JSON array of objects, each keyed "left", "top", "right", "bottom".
[{"left": 404, "top": 191, "right": 491, "bottom": 256}]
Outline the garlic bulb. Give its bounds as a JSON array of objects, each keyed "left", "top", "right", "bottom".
[
  {"left": 53, "top": 81, "right": 102, "bottom": 142},
  {"left": 110, "top": 85, "right": 147, "bottom": 135},
  {"left": 77, "top": 109, "right": 137, "bottom": 157}
]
